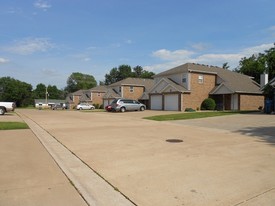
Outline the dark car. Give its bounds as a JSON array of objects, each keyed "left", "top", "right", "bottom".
[
  {"left": 105, "top": 105, "right": 112, "bottom": 112},
  {"left": 52, "top": 103, "right": 66, "bottom": 110},
  {"left": 110, "top": 98, "right": 146, "bottom": 112}
]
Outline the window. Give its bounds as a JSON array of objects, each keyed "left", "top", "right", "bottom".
[
  {"left": 130, "top": 86, "right": 134, "bottom": 93},
  {"left": 198, "top": 75, "right": 204, "bottom": 84},
  {"left": 97, "top": 92, "right": 100, "bottom": 96},
  {"left": 182, "top": 77, "right": 187, "bottom": 83},
  {"left": 119, "top": 87, "right": 121, "bottom": 92}
]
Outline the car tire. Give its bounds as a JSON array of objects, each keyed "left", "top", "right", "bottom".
[
  {"left": 140, "top": 106, "right": 145, "bottom": 111},
  {"left": 120, "top": 107, "right": 126, "bottom": 112},
  {"left": 79, "top": 107, "right": 83, "bottom": 110},
  {"left": 0, "top": 107, "right": 5, "bottom": 115}
]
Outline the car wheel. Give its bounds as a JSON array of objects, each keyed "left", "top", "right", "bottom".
[
  {"left": 140, "top": 106, "right": 145, "bottom": 111},
  {"left": 120, "top": 107, "right": 126, "bottom": 112},
  {"left": 0, "top": 107, "right": 5, "bottom": 115},
  {"left": 79, "top": 107, "right": 83, "bottom": 110}
]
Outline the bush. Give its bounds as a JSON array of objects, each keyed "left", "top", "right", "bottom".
[
  {"left": 201, "top": 98, "right": 216, "bottom": 110},
  {"left": 185, "top": 108, "right": 196, "bottom": 112},
  {"left": 93, "top": 104, "right": 100, "bottom": 109}
]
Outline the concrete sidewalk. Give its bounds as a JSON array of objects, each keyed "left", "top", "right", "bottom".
[
  {"left": 0, "top": 126, "right": 87, "bottom": 206},
  {"left": 1, "top": 112, "right": 135, "bottom": 206}
]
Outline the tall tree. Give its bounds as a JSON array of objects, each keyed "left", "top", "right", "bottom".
[
  {"left": 33, "top": 83, "right": 46, "bottom": 99},
  {"left": 65, "top": 72, "right": 97, "bottom": 93},
  {"left": 104, "top": 65, "right": 155, "bottom": 85},
  {"left": 236, "top": 43, "right": 275, "bottom": 83},
  {"left": 0, "top": 77, "right": 33, "bottom": 107}
]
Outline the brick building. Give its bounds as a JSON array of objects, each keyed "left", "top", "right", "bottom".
[
  {"left": 103, "top": 78, "right": 154, "bottom": 108},
  {"left": 149, "top": 63, "right": 264, "bottom": 111}
]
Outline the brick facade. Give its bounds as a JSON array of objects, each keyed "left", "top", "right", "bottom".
[
  {"left": 91, "top": 92, "right": 105, "bottom": 105},
  {"left": 122, "top": 86, "right": 144, "bottom": 100},
  {"left": 239, "top": 94, "right": 264, "bottom": 110},
  {"left": 181, "top": 73, "right": 216, "bottom": 110}
]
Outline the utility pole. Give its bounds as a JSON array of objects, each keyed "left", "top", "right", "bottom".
[{"left": 45, "top": 86, "right": 48, "bottom": 105}]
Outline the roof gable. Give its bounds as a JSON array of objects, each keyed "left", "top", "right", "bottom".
[{"left": 154, "top": 63, "right": 262, "bottom": 94}]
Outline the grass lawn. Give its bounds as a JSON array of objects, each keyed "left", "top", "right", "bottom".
[
  {"left": 0, "top": 122, "right": 29, "bottom": 130},
  {"left": 144, "top": 111, "right": 242, "bottom": 121}
]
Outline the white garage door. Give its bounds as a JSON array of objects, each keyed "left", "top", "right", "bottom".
[
  {"left": 151, "top": 95, "right": 162, "bottom": 110},
  {"left": 164, "top": 94, "right": 179, "bottom": 111}
]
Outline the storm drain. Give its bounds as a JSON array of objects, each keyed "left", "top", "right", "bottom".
[{"left": 166, "top": 139, "right": 183, "bottom": 143}]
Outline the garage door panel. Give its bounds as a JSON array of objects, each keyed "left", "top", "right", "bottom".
[
  {"left": 164, "top": 94, "right": 179, "bottom": 111},
  {"left": 151, "top": 95, "right": 162, "bottom": 110}
]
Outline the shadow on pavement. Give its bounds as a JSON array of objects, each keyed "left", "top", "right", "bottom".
[{"left": 235, "top": 126, "right": 275, "bottom": 146}]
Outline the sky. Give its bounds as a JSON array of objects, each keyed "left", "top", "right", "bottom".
[{"left": 0, "top": 0, "right": 275, "bottom": 89}]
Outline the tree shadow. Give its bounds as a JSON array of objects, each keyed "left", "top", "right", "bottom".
[{"left": 235, "top": 126, "right": 275, "bottom": 146}]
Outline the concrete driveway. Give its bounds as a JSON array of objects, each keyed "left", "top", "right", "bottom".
[{"left": 17, "top": 109, "right": 275, "bottom": 206}]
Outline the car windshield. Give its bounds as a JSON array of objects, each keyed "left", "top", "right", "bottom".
[{"left": 111, "top": 99, "right": 119, "bottom": 104}]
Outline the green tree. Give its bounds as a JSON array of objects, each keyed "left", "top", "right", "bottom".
[
  {"left": 222, "top": 62, "right": 230, "bottom": 70},
  {"left": 0, "top": 77, "right": 33, "bottom": 107},
  {"left": 236, "top": 54, "right": 266, "bottom": 83},
  {"left": 104, "top": 65, "right": 155, "bottom": 85},
  {"left": 65, "top": 72, "right": 97, "bottom": 93},
  {"left": 33, "top": 83, "right": 46, "bottom": 99},
  {"left": 236, "top": 43, "right": 275, "bottom": 83}
]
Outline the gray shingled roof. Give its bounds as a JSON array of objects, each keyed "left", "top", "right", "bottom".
[
  {"left": 154, "top": 63, "right": 262, "bottom": 94},
  {"left": 109, "top": 78, "right": 154, "bottom": 91},
  {"left": 89, "top": 85, "right": 108, "bottom": 92}
]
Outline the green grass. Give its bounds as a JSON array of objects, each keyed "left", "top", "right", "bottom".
[
  {"left": 144, "top": 111, "right": 241, "bottom": 121},
  {"left": 0, "top": 122, "right": 29, "bottom": 130}
]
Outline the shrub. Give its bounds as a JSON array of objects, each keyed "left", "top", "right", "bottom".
[
  {"left": 201, "top": 98, "right": 216, "bottom": 110},
  {"left": 185, "top": 108, "right": 196, "bottom": 112},
  {"left": 93, "top": 104, "right": 99, "bottom": 109}
]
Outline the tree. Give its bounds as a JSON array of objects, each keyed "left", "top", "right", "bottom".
[
  {"left": 222, "top": 62, "right": 230, "bottom": 70},
  {"left": 65, "top": 72, "right": 97, "bottom": 93},
  {"left": 32, "top": 83, "right": 46, "bottom": 99},
  {"left": 0, "top": 77, "right": 33, "bottom": 107},
  {"left": 236, "top": 43, "right": 275, "bottom": 83},
  {"left": 104, "top": 65, "right": 155, "bottom": 85}
]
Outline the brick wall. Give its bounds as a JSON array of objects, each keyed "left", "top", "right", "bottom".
[
  {"left": 181, "top": 73, "right": 216, "bottom": 110},
  {"left": 122, "top": 86, "right": 144, "bottom": 100},
  {"left": 91, "top": 92, "right": 105, "bottom": 105},
  {"left": 239, "top": 94, "right": 264, "bottom": 110}
]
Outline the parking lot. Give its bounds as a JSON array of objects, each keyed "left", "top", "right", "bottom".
[{"left": 5, "top": 109, "right": 275, "bottom": 205}]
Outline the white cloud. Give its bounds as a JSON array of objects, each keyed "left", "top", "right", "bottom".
[
  {"left": 0, "top": 57, "right": 9, "bottom": 63},
  {"left": 41, "top": 68, "right": 59, "bottom": 77},
  {"left": 125, "top": 39, "right": 132, "bottom": 44},
  {"left": 5, "top": 37, "right": 54, "bottom": 55},
  {"left": 34, "top": 0, "right": 52, "bottom": 10},
  {"left": 152, "top": 49, "right": 194, "bottom": 61},
  {"left": 191, "top": 43, "right": 210, "bottom": 51},
  {"left": 146, "top": 43, "right": 274, "bottom": 72},
  {"left": 240, "top": 43, "right": 274, "bottom": 56}
]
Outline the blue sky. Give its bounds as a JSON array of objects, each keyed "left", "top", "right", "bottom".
[{"left": 0, "top": 0, "right": 275, "bottom": 89}]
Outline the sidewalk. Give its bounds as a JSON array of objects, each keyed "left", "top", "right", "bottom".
[
  {"left": 0, "top": 112, "right": 135, "bottom": 206},
  {"left": 0, "top": 128, "right": 87, "bottom": 206}
]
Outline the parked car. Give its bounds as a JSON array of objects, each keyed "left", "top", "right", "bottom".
[
  {"left": 105, "top": 104, "right": 112, "bottom": 112},
  {"left": 76, "top": 103, "right": 95, "bottom": 110},
  {"left": 51, "top": 103, "right": 67, "bottom": 110},
  {"left": 110, "top": 98, "right": 146, "bottom": 112},
  {"left": 0, "top": 102, "right": 16, "bottom": 115}
]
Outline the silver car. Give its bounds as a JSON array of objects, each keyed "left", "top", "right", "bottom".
[
  {"left": 76, "top": 103, "right": 95, "bottom": 110},
  {"left": 110, "top": 98, "right": 146, "bottom": 112}
]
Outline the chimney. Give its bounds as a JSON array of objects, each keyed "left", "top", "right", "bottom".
[{"left": 260, "top": 73, "right": 268, "bottom": 88}]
